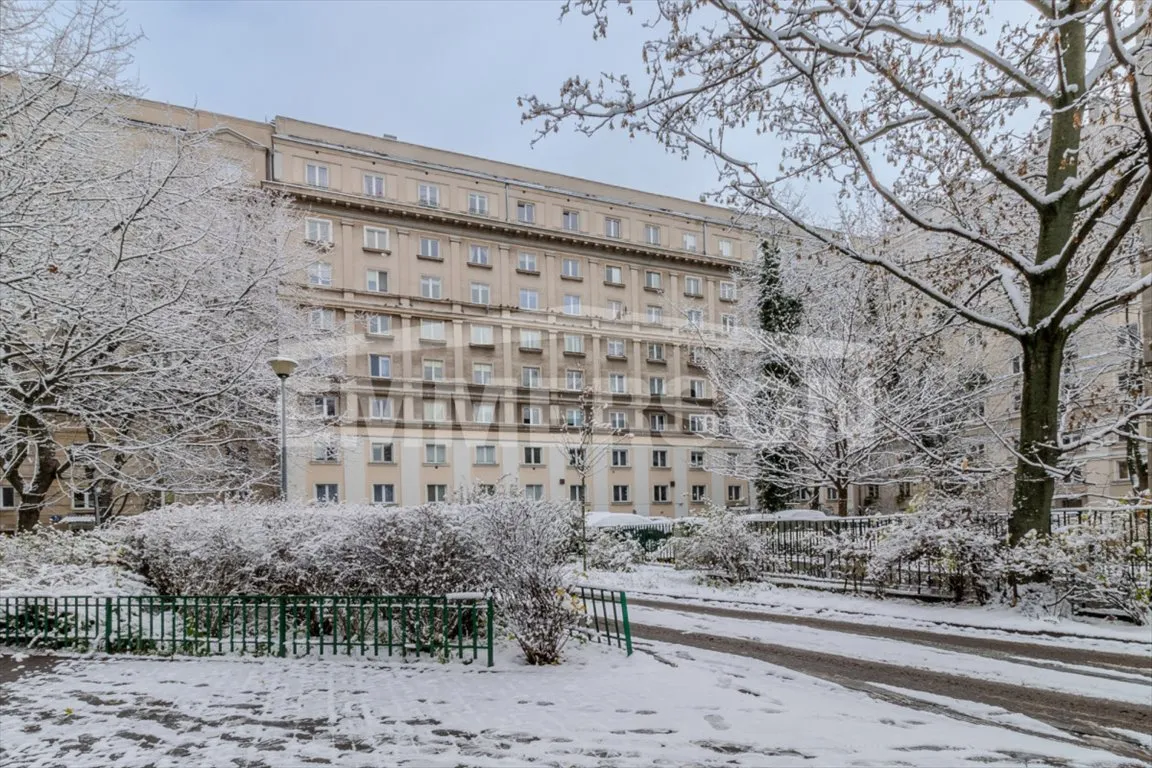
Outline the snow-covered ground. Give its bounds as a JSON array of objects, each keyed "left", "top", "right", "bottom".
[
  {"left": 0, "top": 642, "right": 1136, "bottom": 767},
  {"left": 584, "top": 565, "right": 1152, "bottom": 651}
]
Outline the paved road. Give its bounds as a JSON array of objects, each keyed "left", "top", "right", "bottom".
[{"left": 628, "top": 600, "right": 1152, "bottom": 763}]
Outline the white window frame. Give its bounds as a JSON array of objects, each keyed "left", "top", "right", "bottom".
[
  {"left": 312, "top": 439, "right": 339, "bottom": 463},
  {"left": 420, "top": 319, "right": 446, "bottom": 341},
  {"left": 475, "top": 445, "right": 497, "bottom": 465},
  {"left": 522, "top": 406, "right": 543, "bottom": 425},
  {"left": 690, "top": 450, "right": 705, "bottom": 469},
  {"left": 647, "top": 342, "right": 665, "bottom": 362},
  {"left": 368, "top": 397, "right": 394, "bottom": 420},
  {"left": 649, "top": 376, "right": 666, "bottom": 396},
  {"left": 308, "top": 261, "right": 333, "bottom": 286},
  {"left": 521, "top": 366, "right": 542, "bottom": 388},
  {"left": 310, "top": 307, "right": 335, "bottom": 331},
  {"left": 370, "top": 442, "right": 394, "bottom": 464},
  {"left": 314, "top": 395, "right": 338, "bottom": 418},
  {"left": 689, "top": 414, "right": 712, "bottom": 433},
  {"left": 608, "top": 411, "right": 627, "bottom": 430},
  {"left": 612, "top": 485, "right": 630, "bottom": 503},
  {"left": 423, "top": 359, "right": 445, "bottom": 381},
  {"left": 644, "top": 224, "right": 660, "bottom": 245},
  {"left": 684, "top": 276, "right": 703, "bottom": 296},
  {"left": 305, "top": 163, "right": 329, "bottom": 188},
  {"left": 691, "top": 485, "right": 707, "bottom": 502},
  {"left": 606, "top": 338, "right": 625, "bottom": 358},
  {"left": 468, "top": 192, "right": 489, "bottom": 216},
  {"left": 689, "top": 379, "right": 708, "bottom": 399},
  {"left": 685, "top": 309, "right": 703, "bottom": 328},
  {"left": 719, "top": 281, "right": 736, "bottom": 301},
  {"left": 519, "top": 288, "right": 540, "bottom": 311},
  {"left": 517, "top": 252, "right": 538, "bottom": 272},
  {"left": 366, "top": 269, "right": 388, "bottom": 293},
  {"left": 607, "top": 300, "right": 625, "bottom": 320},
  {"left": 470, "top": 324, "right": 494, "bottom": 345},
  {"left": 306, "top": 218, "right": 332, "bottom": 244},
  {"left": 563, "top": 334, "right": 585, "bottom": 354},
  {"left": 718, "top": 239, "right": 733, "bottom": 258},
  {"left": 721, "top": 314, "right": 737, "bottom": 333},
  {"left": 563, "top": 294, "right": 582, "bottom": 316},
  {"left": 363, "top": 173, "right": 385, "bottom": 197},
  {"left": 72, "top": 489, "right": 95, "bottom": 509},
  {"left": 611, "top": 448, "right": 629, "bottom": 467},
  {"left": 473, "top": 403, "right": 496, "bottom": 424},
  {"left": 425, "top": 443, "right": 447, "bottom": 464},
  {"left": 523, "top": 446, "right": 543, "bottom": 465},
  {"left": 372, "top": 484, "right": 395, "bottom": 505},
  {"left": 604, "top": 217, "right": 622, "bottom": 239},
  {"left": 604, "top": 265, "right": 623, "bottom": 284},
  {"left": 472, "top": 362, "right": 493, "bottom": 385},
  {"left": 516, "top": 201, "right": 536, "bottom": 223},
  {"left": 420, "top": 276, "right": 443, "bottom": 300},
  {"left": 369, "top": 354, "right": 391, "bottom": 378},
  {"left": 426, "top": 484, "right": 447, "bottom": 503},
  {"left": 565, "top": 369, "right": 584, "bottom": 391},
  {"left": 653, "top": 485, "right": 669, "bottom": 503},
  {"left": 566, "top": 408, "right": 585, "bottom": 427},
  {"left": 683, "top": 233, "right": 698, "bottom": 252},
  {"left": 524, "top": 484, "right": 544, "bottom": 501},
  {"left": 562, "top": 210, "right": 580, "bottom": 231},
  {"left": 367, "top": 314, "right": 392, "bottom": 336},
  {"left": 520, "top": 329, "right": 542, "bottom": 350},
  {"left": 644, "top": 270, "right": 662, "bottom": 290},
  {"left": 562, "top": 258, "right": 582, "bottom": 278},
  {"left": 418, "top": 237, "right": 441, "bottom": 259},
  {"left": 363, "top": 226, "right": 390, "bottom": 251},
  {"left": 468, "top": 244, "right": 490, "bottom": 265},
  {"left": 652, "top": 449, "right": 668, "bottom": 468},
  {"left": 470, "top": 282, "right": 491, "bottom": 305},
  {"left": 646, "top": 305, "right": 663, "bottom": 324},
  {"left": 728, "top": 485, "right": 744, "bottom": 502},
  {"left": 650, "top": 413, "right": 667, "bottom": 432},
  {"left": 315, "top": 484, "right": 339, "bottom": 504},
  {"left": 422, "top": 400, "right": 448, "bottom": 422},
  {"left": 418, "top": 183, "right": 440, "bottom": 207},
  {"left": 609, "top": 373, "right": 627, "bottom": 394}
]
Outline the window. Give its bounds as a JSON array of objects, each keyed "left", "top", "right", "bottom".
[
  {"left": 524, "top": 484, "right": 544, "bottom": 501},
  {"left": 312, "top": 440, "right": 338, "bottom": 463},
  {"left": 684, "top": 276, "right": 702, "bottom": 296},
  {"left": 469, "top": 244, "right": 490, "bottom": 265},
  {"left": 604, "top": 265, "right": 623, "bottom": 284},
  {"left": 685, "top": 309, "right": 703, "bottom": 327},
  {"left": 372, "top": 484, "right": 395, "bottom": 505},
  {"left": 426, "top": 484, "right": 447, "bottom": 502},
  {"left": 473, "top": 403, "right": 495, "bottom": 423},
  {"left": 727, "top": 485, "right": 743, "bottom": 502},
  {"left": 306, "top": 218, "right": 332, "bottom": 244},
  {"left": 865, "top": 484, "right": 880, "bottom": 499},
  {"left": 520, "top": 329, "right": 542, "bottom": 350},
  {"left": 721, "top": 314, "right": 737, "bottom": 333},
  {"left": 470, "top": 282, "right": 490, "bottom": 305},
  {"left": 607, "top": 300, "right": 625, "bottom": 320},
  {"left": 521, "top": 366, "right": 542, "bottom": 388},
  {"left": 689, "top": 379, "right": 708, "bottom": 399},
  {"left": 718, "top": 239, "right": 733, "bottom": 258},
  {"left": 649, "top": 376, "right": 666, "bottom": 396},
  {"left": 363, "top": 173, "right": 385, "bottom": 197},
  {"left": 1118, "top": 461, "right": 1131, "bottom": 481},
  {"left": 1011, "top": 356, "right": 1021, "bottom": 374},
  {"left": 423, "top": 359, "right": 445, "bottom": 382},
  {"left": 691, "top": 485, "right": 707, "bottom": 502},
  {"left": 613, "top": 485, "right": 631, "bottom": 503},
  {"left": 606, "top": 338, "right": 625, "bottom": 358},
  {"left": 315, "top": 484, "right": 339, "bottom": 504},
  {"left": 315, "top": 395, "right": 338, "bottom": 418},
  {"left": 650, "top": 413, "right": 667, "bottom": 432},
  {"left": 689, "top": 414, "right": 712, "bottom": 433},
  {"left": 565, "top": 369, "right": 584, "bottom": 391},
  {"left": 646, "top": 305, "right": 663, "bottom": 324},
  {"left": 470, "top": 324, "right": 493, "bottom": 345},
  {"left": 310, "top": 307, "right": 335, "bottom": 331},
  {"left": 563, "top": 334, "right": 585, "bottom": 354},
  {"left": 563, "top": 295, "right": 582, "bottom": 316},
  {"left": 562, "top": 258, "right": 582, "bottom": 278},
  {"left": 519, "top": 288, "right": 539, "bottom": 311},
  {"left": 682, "top": 233, "right": 698, "bottom": 252},
  {"left": 688, "top": 346, "right": 706, "bottom": 366},
  {"left": 516, "top": 201, "right": 536, "bottom": 223},
  {"left": 719, "top": 281, "right": 736, "bottom": 301},
  {"left": 652, "top": 449, "right": 668, "bottom": 468},
  {"left": 366, "top": 269, "right": 388, "bottom": 293},
  {"left": 423, "top": 399, "right": 448, "bottom": 421},
  {"left": 368, "top": 397, "right": 394, "bottom": 420},
  {"left": 569, "top": 448, "right": 585, "bottom": 468},
  {"left": 690, "top": 450, "right": 705, "bottom": 468},
  {"left": 562, "top": 210, "right": 580, "bottom": 231},
  {"left": 367, "top": 314, "right": 391, "bottom": 335},
  {"left": 420, "top": 319, "right": 445, "bottom": 341},
  {"left": 418, "top": 183, "right": 440, "bottom": 207},
  {"left": 420, "top": 276, "right": 443, "bottom": 299},
  {"left": 468, "top": 192, "right": 489, "bottom": 215},
  {"left": 605, "top": 217, "right": 622, "bottom": 238},
  {"left": 611, "top": 448, "right": 629, "bottom": 467},
  {"left": 370, "top": 442, "right": 394, "bottom": 463},
  {"left": 473, "top": 363, "right": 493, "bottom": 385},
  {"left": 425, "top": 443, "right": 447, "bottom": 464},
  {"left": 305, "top": 163, "right": 329, "bottom": 188},
  {"left": 308, "top": 262, "right": 332, "bottom": 286},
  {"left": 518, "top": 252, "right": 538, "bottom": 272},
  {"left": 476, "top": 445, "right": 497, "bottom": 465},
  {"left": 609, "top": 373, "right": 627, "bottom": 394},
  {"left": 644, "top": 271, "right": 662, "bottom": 290},
  {"left": 826, "top": 487, "right": 839, "bottom": 501},
  {"left": 647, "top": 343, "right": 665, "bottom": 362},
  {"left": 522, "top": 405, "right": 543, "bottom": 425},
  {"left": 569, "top": 485, "right": 585, "bottom": 502},
  {"left": 565, "top": 408, "right": 585, "bottom": 426},
  {"left": 898, "top": 482, "right": 913, "bottom": 498},
  {"left": 523, "top": 446, "right": 543, "bottom": 465},
  {"left": 609, "top": 411, "right": 627, "bottom": 430},
  {"left": 644, "top": 224, "right": 660, "bottom": 245},
  {"left": 653, "top": 485, "right": 669, "bottom": 503},
  {"left": 71, "top": 489, "right": 94, "bottom": 509},
  {"left": 418, "top": 237, "right": 441, "bottom": 259},
  {"left": 369, "top": 354, "right": 391, "bottom": 378},
  {"left": 1012, "top": 392, "right": 1022, "bottom": 411}
]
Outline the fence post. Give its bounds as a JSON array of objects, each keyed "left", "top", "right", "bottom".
[
  {"left": 103, "top": 598, "right": 112, "bottom": 653},
  {"left": 485, "top": 598, "right": 494, "bottom": 668},
  {"left": 618, "top": 591, "right": 633, "bottom": 657},
  {"left": 278, "top": 596, "right": 287, "bottom": 658}
]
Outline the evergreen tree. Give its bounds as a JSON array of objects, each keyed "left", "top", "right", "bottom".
[{"left": 753, "top": 239, "right": 804, "bottom": 511}]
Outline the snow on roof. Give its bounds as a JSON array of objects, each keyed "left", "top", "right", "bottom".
[{"left": 586, "top": 512, "right": 673, "bottom": 529}]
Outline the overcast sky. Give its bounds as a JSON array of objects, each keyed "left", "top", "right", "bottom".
[{"left": 121, "top": 0, "right": 739, "bottom": 206}]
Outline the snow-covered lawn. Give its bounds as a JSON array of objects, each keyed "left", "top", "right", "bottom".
[
  {"left": 586, "top": 565, "right": 1152, "bottom": 650},
  {"left": 0, "top": 643, "right": 1137, "bottom": 767}
]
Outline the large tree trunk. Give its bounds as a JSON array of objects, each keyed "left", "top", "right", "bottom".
[
  {"left": 1010, "top": 329, "right": 1065, "bottom": 542},
  {"left": 12, "top": 419, "right": 62, "bottom": 532},
  {"left": 836, "top": 485, "right": 849, "bottom": 517}
]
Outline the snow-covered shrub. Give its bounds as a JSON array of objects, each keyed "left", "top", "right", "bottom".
[
  {"left": 467, "top": 489, "right": 581, "bottom": 664},
  {"left": 678, "top": 505, "right": 767, "bottom": 582},
  {"left": 999, "top": 518, "right": 1150, "bottom": 625},
  {"left": 868, "top": 501, "right": 1001, "bottom": 603},
  {"left": 586, "top": 530, "right": 644, "bottom": 572},
  {"left": 0, "top": 527, "right": 149, "bottom": 598},
  {"left": 821, "top": 530, "right": 873, "bottom": 592}
]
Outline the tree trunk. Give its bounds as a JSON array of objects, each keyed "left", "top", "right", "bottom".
[
  {"left": 17, "top": 496, "right": 44, "bottom": 531},
  {"left": 1010, "top": 330, "right": 1065, "bottom": 543},
  {"left": 837, "top": 485, "right": 849, "bottom": 517}
]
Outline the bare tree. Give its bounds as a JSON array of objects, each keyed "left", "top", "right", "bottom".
[
  {"left": 523, "top": 0, "right": 1152, "bottom": 541},
  {"left": 0, "top": 0, "right": 337, "bottom": 529}
]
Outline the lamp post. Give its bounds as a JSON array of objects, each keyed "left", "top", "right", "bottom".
[{"left": 268, "top": 357, "right": 298, "bottom": 500}]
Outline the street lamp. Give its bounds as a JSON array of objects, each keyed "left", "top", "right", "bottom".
[{"left": 268, "top": 357, "right": 298, "bottom": 500}]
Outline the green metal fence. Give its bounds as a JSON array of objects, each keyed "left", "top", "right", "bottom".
[
  {"left": 571, "top": 585, "right": 632, "bottom": 655},
  {"left": 0, "top": 593, "right": 494, "bottom": 666}
]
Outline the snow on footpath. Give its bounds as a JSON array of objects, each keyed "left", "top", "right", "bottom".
[
  {"left": 588, "top": 565, "right": 1152, "bottom": 653},
  {"left": 627, "top": 603, "right": 1152, "bottom": 705},
  {"left": 0, "top": 643, "right": 1138, "bottom": 768}
]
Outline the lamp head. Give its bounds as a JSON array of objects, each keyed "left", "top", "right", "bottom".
[{"left": 268, "top": 357, "right": 299, "bottom": 379}]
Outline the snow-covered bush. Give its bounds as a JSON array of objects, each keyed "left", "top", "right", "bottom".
[
  {"left": 678, "top": 505, "right": 767, "bottom": 582},
  {"left": 868, "top": 501, "right": 1001, "bottom": 603},
  {"left": 586, "top": 530, "right": 645, "bottom": 572},
  {"left": 821, "top": 530, "right": 873, "bottom": 592},
  {"left": 467, "top": 489, "right": 581, "bottom": 665},
  {"left": 0, "top": 527, "right": 149, "bottom": 598},
  {"left": 1000, "top": 518, "right": 1150, "bottom": 625}
]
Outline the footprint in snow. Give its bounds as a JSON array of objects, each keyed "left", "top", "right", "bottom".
[{"left": 704, "top": 714, "right": 730, "bottom": 731}]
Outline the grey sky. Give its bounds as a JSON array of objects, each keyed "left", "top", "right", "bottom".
[{"left": 121, "top": 0, "right": 734, "bottom": 206}]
